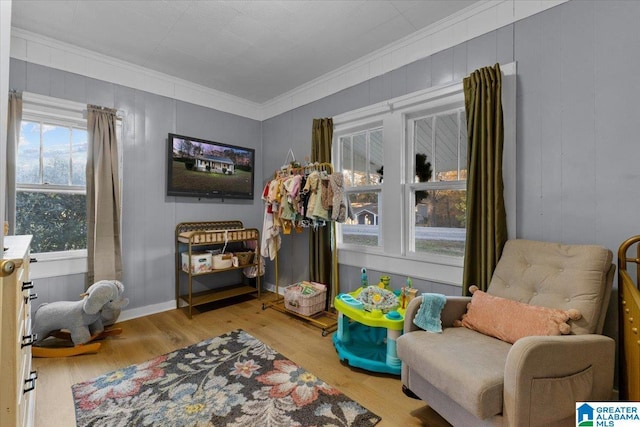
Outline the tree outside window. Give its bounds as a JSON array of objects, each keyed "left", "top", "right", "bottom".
[{"left": 15, "top": 119, "right": 87, "bottom": 253}]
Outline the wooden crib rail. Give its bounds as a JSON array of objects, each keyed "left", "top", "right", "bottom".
[
  {"left": 618, "top": 235, "right": 640, "bottom": 400},
  {"left": 619, "top": 235, "right": 640, "bottom": 283}
]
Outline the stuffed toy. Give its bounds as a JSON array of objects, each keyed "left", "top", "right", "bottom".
[
  {"left": 33, "top": 279, "right": 129, "bottom": 347},
  {"left": 83, "top": 280, "right": 127, "bottom": 327}
]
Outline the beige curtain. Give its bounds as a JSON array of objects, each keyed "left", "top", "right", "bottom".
[
  {"left": 86, "top": 105, "right": 122, "bottom": 285},
  {"left": 462, "top": 64, "right": 508, "bottom": 294},
  {"left": 309, "top": 118, "right": 335, "bottom": 307},
  {"left": 6, "top": 92, "right": 22, "bottom": 234}
]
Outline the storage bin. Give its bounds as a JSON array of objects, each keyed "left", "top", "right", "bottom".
[
  {"left": 284, "top": 281, "right": 327, "bottom": 316},
  {"left": 212, "top": 253, "right": 233, "bottom": 269},
  {"left": 181, "top": 252, "right": 212, "bottom": 274},
  {"left": 235, "top": 251, "right": 254, "bottom": 266}
]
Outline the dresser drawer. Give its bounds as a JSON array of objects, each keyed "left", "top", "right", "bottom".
[
  {"left": 18, "top": 351, "right": 36, "bottom": 427},
  {"left": 18, "top": 317, "right": 34, "bottom": 388},
  {"left": 0, "top": 235, "right": 34, "bottom": 427}
]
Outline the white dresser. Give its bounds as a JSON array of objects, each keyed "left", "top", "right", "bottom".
[{"left": 1, "top": 235, "right": 36, "bottom": 427}]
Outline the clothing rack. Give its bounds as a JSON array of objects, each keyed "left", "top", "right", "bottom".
[
  {"left": 262, "top": 162, "right": 338, "bottom": 336},
  {"left": 275, "top": 161, "right": 334, "bottom": 178}
]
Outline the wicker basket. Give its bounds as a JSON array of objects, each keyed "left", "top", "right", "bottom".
[
  {"left": 284, "top": 281, "right": 327, "bottom": 316},
  {"left": 235, "top": 251, "right": 254, "bottom": 266},
  {"left": 212, "top": 253, "right": 233, "bottom": 269}
]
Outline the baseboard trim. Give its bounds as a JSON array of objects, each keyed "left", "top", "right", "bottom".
[
  {"left": 118, "top": 300, "right": 175, "bottom": 322},
  {"left": 117, "top": 281, "right": 278, "bottom": 322}
]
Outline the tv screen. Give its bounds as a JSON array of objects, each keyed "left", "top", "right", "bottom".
[{"left": 167, "top": 133, "right": 255, "bottom": 200}]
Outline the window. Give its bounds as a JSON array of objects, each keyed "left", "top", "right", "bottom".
[
  {"left": 15, "top": 93, "right": 123, "bottom": 274},
  {"left": 407, "top": 108, "right": 467, "bottom": 258},
  {"left": 17, "top": 99, "right": 88, "bottom": 254},
  {"left": 333, "top": 62, "right": 516, "bottom": 285},
  {"left": 337, "top": 127, "right": 383, "bottom": 247}
]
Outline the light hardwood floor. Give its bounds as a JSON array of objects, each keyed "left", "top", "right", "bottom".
[{"left": 32, "top": 294, "right": 451, "bottom": 427}]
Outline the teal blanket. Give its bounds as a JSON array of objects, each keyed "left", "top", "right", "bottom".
[{"left": 413, "top": 293, "right": 447, "bottom": 333}]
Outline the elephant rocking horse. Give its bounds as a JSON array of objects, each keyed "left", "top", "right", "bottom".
[{"left": 32, "top": 280, "right": 129, "bottom": 357}]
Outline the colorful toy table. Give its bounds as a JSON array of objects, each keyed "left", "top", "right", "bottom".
[{"left": 332, "top": 288, "right": 405, "bottom": 375}]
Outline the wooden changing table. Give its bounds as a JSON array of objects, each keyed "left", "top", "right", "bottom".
[{"left": 175, "top": 221, "right": 261, "bottom": 318}]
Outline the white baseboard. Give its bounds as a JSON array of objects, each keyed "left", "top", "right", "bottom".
[
  {"left": 118, "top": 300, "right": 175, "bottom": 322},
  {"left": 117, "top": 281, "right": 279, "bottom": 322}
]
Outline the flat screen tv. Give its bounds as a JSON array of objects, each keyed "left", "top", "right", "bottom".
[{"left": 167, "top": 133, "right": 255, "bottom": 200}]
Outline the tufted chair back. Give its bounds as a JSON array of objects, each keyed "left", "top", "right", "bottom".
[{"left": 487, "top": 239, "right": 615, "bottom": 335}]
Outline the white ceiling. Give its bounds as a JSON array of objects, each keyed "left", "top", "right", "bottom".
[{"left": 10, "top": 0, "right": 479, "bottom": 104}]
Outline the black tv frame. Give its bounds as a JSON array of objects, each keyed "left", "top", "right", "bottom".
[{"left": 167, "top": 133, "right": 255, "bottom": 200}]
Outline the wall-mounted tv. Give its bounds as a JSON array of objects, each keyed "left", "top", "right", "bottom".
[{"left": 167, "top": 133, "right": 255, "bottom": 200}]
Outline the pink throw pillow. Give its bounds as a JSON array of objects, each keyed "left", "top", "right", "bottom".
[{"left": 454, "top": 288, "right": 581, "bottom": 344}]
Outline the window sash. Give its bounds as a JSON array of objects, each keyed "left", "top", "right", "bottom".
[
  {"left": 18, "top": 120, "right": 87, "bottom": 187},
  {"left": 340, "top": 187, "right": 382, "bottom": 248},
  {"left": 331, "top": 62, "right": 516, "bottom": 285},
  {"left": 408, "top": 186, "right": 466, "bottom": 257},
  {"left": 340, "top": 127, "right": 383, "bottom": 187},
  {"left": 16, "top": 183, "right": 86, "bottom": 194},
  {"left": 337, "top": 124, "right": 383, "bottom": 249},
  {"left": 18, "top": 94, "right": 89, "bottom": 257}
]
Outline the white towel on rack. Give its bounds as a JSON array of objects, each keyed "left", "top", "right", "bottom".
[{"left": 261, "top": 204, "right": 280, "bottom": 260}]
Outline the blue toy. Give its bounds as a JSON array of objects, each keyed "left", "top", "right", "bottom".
[{"left": 333, "top": 287, "right": 405, "bottom": 375}]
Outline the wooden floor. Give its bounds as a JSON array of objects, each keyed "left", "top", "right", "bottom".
[{"left": 32, "top": 293, "right": 451, "bottom": 427}]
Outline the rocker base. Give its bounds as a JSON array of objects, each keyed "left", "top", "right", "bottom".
[
  {"left": 32, "top": 327, "right": 123, "bottom": 358},
  {"left": 33, "top": 342, "right": 102, "bottom": 358}
]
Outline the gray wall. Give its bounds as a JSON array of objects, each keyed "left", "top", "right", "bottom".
[
  {"left": 263, "top": 1, "right": 640, "bottom": 353},
  {"left": 9, "top": 1, "right": 640, "bottom": 345},
  {"left": 9, "top": 59, "right": 263, "bottom": 311},
  {"left": 262, "top": 24, "right": 514, "bottom": 294}
]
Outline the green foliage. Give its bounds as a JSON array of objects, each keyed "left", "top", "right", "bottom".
[
  {"left": 414, "top": 153, "right": 433, "bottom": 204},
  {"left": 16, "top": 191, "right": 86, "bottom": 253}
]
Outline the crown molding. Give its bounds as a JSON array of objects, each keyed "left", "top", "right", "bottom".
[
  {"left": 10, "top": 0, "right": 567, "bottom": 122},
  {"left": 10, "top": 27, "right": 263, "bottom": 120},
  {"left": 260, "top": 0, "right": 566, "bottom": 119}
]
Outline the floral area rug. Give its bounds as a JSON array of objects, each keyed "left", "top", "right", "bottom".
[{"left": 72, "top": 329, "right": 381, "bottom": 427}]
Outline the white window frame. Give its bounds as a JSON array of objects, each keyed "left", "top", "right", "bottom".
[
  {"left": 333, "top": 62, "right": 516, "bottom": 286},
  {"left": 20, "top": 92, "right": 123, "bottom": 279},
  {"left": 336, "top": 124, "right": 384, "bottom": 250},
  {"left": 405, "top": 106, "right": 467, "bottom": 259}
]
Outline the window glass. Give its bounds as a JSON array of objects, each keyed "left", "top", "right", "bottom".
[
  {"left": 42, "top": 125, "right": 71, "bottom": 185},
  {"left": 72, "top": 129, "right": 88, "bottom": 186},
  {"left": 16, "top": 118, "right": 87, "bottom": 253},
  {"left": 414, "top": 189, "right": 466, "bottom": 257},
  {"left": 17, "top": 121, "right": 41, "bottom": 184},
  {"left": 342, "top": 192, "right": 380, "bottom": 247},
  {"left": 434, "top": 112, "right": 461, "bottom": 181},
  {"left": 341, "top": 128, "right": 383, "bottom": 187},
  {"left": 369, "top": 129, "right": 383, "bottom": 185},
  {"left": 414, "top": 118, "right": 433, "bottom": 183},
  {"left": 410, "top": 108, "right": 466, "bottom": 257},
  {"left": 340, "top": 136, "right": 353, "bottom": 186},
  {"left": 337, "top": 127, "right": 383, "bottom": 248},
  {"left": 352, "top": 132, "right": 368, "bottom": 186},
  {"left": 16, "top": 192, "right": 87, "bottom": 253}
]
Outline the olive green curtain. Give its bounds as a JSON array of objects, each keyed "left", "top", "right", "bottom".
[
  {"left": 309, "top": 118, "right": 335, "bottom": 307},
  {"left": 6, "top": 91, "right": 22, "bottom": 235},
  {"left": 462, "top": 63, "right": 508, "bottom": 295},
  {"left": 87, "top": 105, "right": 122, "bottom": 286}
]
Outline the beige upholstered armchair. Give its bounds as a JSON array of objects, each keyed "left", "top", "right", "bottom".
[{"left": 397, "top": 239, "right": 616, "bottom": 427}]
